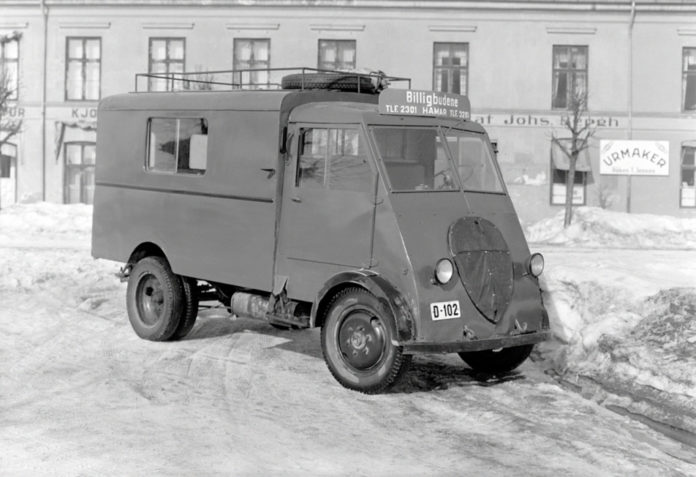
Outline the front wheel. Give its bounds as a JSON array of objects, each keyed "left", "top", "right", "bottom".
[
  {"left": 321, "top": 288, "right": 410, "bottom": 394},
  {"left": 458, "top": 344, "right": 534, "bottom": 374}
]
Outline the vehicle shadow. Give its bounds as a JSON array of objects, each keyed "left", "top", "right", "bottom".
[
  {"left": 390, "top": 356, "right": 526, "bottom": 394},
  {"left": 187, "top": 316, "right": 526, "bottom": 392}
]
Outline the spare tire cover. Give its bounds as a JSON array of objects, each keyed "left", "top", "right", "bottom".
[{"left": 448, "top": 217, "right": 513, "bottom": 324}]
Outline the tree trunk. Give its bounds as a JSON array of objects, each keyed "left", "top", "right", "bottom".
[{"left": 563, "top": 155, "right": 577, "bottom": 228}]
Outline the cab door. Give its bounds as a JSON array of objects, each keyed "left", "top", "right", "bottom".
[{"left": 276, "top": 124, "right": 377, "bottom": 301}]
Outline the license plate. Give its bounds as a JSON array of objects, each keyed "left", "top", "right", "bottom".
[{"left": 430, "top": 300, "right": 461, "bottom": 321}]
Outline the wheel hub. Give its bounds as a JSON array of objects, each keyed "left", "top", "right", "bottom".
[
  {"left": 138, "top": 274, "right": 164, "bottom": 325},
  {"left": 338, "top": 312, "right": 385, "bottom": 370}
]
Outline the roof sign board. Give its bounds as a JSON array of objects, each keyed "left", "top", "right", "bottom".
[
  {"left": 379, "top": 89, "right": 470, "bottom": 120},
  {"left": 599, "top": 140, "right": 669, "bottom": 176}
]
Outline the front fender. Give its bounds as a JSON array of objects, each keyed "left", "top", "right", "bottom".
[{"left": 312, "top": 271, "right": 415, "bottom": 343}]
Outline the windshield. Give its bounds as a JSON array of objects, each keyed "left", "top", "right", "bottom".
[
  {"left": 370, "top": 126, "right": 503, "bottom": 193},
  {"left": 443, "top": 129, "right": 504, "bottom": 193}
]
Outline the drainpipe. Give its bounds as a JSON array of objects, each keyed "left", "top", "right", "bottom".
[
  {"left": 40, "top": 0, "right": 48, "bottom": 201},
  {"left": 626, "top": 0, "right": 636, "bottom": 213}
]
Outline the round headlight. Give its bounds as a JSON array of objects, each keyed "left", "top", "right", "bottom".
[
  {"left": 529, "top": 253, "right": 544, "bottom": 277},
  {"left": 435, "top": 258, "right": 455, "bottom": 284}
]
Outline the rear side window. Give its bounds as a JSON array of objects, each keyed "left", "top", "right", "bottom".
[
  {"left": 147, "top": 118, "right": 208, "bottom": 174},
  {"left": 297, "top": 127, "right": 373, "bottom": 193}
]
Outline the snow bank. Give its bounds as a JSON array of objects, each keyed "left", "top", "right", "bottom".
[
  {"left": 526, "top": 206, "right": 696, "bottom": 249},
  {"left": 0, "top": 202, "right": 92, "bottom": 245}
]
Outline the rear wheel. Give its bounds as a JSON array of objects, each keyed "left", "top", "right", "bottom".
[
  {"left": 169, "top": 276, "right": 199, "bottom": 340},
  {"left": 321, "top": 288, "right": 410, "bottom": 394},
  {"left": 126, "top": 256, "right": 184, "bottom": 341},
  {"left": 458, "top": 344, "right": 534, "bottom": 374}
]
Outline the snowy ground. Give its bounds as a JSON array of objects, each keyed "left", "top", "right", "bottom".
[{"left": 1, "top": 203, "right": 696, "bottom": 475}]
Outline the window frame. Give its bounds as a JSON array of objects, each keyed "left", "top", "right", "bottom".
[
  {"left": 432, "top": 42, "right": 469, "bottom": 95},
  {"left": 145, "top": 117, "right": 209, "bottom": 176},
  {"left": 0, "top": 36, "right": 20, "bottom": 100},
  {"left": 148, "top": 37, "right": 186, "bottom": 92},
  {"left": 295, "top": 125, "right": 374, "bottom": 193},
  {"left": 682, "top": 47, "right": 696, "bottom": 112},
  {"left": 233, "top": 38, "right": 271, "bottom": 88},
  {"left": 552, "top": 45, "right": 588, "bottom": 110},
  {"left": 680, "top": 144, "right": 696, "bottom": 208},
  {"left": 65, "top": 36, "right": 102, "bottom": 101},
  {"left": 63, "top": 141, "right": 96, "bottom": 204},
  {"left": 317, "top": 39, "right": 356, "bottom": 71}
]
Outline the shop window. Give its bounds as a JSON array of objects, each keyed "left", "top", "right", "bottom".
[
  {"left": 0, "top": 36, "right": 19, "bottom": 100},
  {"left": 147, "top": 118, "right": 208, "bottom": 174},
  {"left": 433, "top": 42, "right": 468, "bottom": 95},
  {"left": 552, "top": 45, "right": 588, "bottom": 109},
  {"left": 550, "top": 139, "right": 590, "bottom": 205},
  {"left": 297, "top": 127, "right": 372, "bottom": 192},
  {"left": 64, "top": 142, "right": 96, "bottom": 204},
  {"left": 683, "top": 48, "right": 696, "bottom": 112},
  {"left": 318, "top": 40, "right": 356, "bottom": 71},
  {"left": 66, "top": 37, "right": 101, "bottom": 101},
  {"left": 681, "top": 144, "right": 696, "bottom": 208},
  {"left": 233, "top": 38, "right": 270, "bottom": 88},
  {"left": 148, "top": 38, "right": 185, "bottom": 92}
]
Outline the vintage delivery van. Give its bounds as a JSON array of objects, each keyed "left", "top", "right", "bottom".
[{"left": 92, "top": 69, "right": 549, "bottom": 393}]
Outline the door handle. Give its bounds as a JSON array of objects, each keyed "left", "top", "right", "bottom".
[
  {"left": 291, "top": 196, "right": 302, "bottom": 203},
  {"left": 260, "top": 167, "right": 276, "bottom": 179}
]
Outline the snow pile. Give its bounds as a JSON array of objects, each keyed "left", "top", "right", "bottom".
[
  {"left": 526, "top": 206, "right": 696, "bottom": 249},
  {"left": 0, "top": 202, "right": 92, "bottom": 245}
]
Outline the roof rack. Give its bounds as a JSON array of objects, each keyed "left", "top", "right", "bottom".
[{"left": 134, "top": 67, "right": 411, "bottom": 93}]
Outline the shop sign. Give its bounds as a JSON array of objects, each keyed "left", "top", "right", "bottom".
[
  {"left": 472, "top": 113, "right": 621, "bottom": 129},
  {"left": 68, "top": 107, "right": 98, "bottom": 120},
  {"left": 600, "top": 140, "right": 669, "bottom": 176},
  {"left": 379, "top": 89, "right": 470, "bottom": 120}
]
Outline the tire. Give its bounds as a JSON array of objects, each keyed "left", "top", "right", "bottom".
[
  {"left": 320, "top": 287, "right": 411, "bottom": 394},
  {"left": 281, "top": 73, "right": 377, "bottom": 93},
  {"left": 458, "top": 344, "right": 534, "bottom": 374},
  {"left": 126, "top": 256, "right": 184, "bottom": 341},
  {"left": 169, "top": 276, "right": 199, "bottom": 340}
]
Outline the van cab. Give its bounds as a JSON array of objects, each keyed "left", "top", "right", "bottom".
[{"left": 92, "top": 69, "right": 549, "bottom": 393}]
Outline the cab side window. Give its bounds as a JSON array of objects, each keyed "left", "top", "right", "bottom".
[
  {"left": 297, "top": 127, "right": 372, "bottom": 193},
  {"left": 147, "top": 118, "right": 208, "bottom": 174}
]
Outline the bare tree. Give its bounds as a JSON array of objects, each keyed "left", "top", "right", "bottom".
[
  {"left": 551, "top": 90, "right": 595, "bottom": 228},
  {"left": 1, "top": 31, "right": 22, "bottom": 157}
]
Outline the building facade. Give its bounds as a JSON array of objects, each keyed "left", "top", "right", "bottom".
[{"left": 1, "top": 0, "right": 695, "bottom": 223}]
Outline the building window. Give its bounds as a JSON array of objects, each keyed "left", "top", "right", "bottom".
[
  {"left": 66, "top": 37, "right": 101, "bottom": 101},
  {"left": 550, "top": 139, "right": 590, "bottom": 205},
  {"left": 233, "top": 38, "right": 270, "bottom": 88},
  {"left": 0, "top": 142, "right": 17, "bottom": 207},
  {"left": 683, "top": 48, "right": 696, "bottom": 112},
  {"left": 318, "top": 40, "right": 356, "bottom": 71},
  {"left": 681, "top": 145, "right": 696, "bottom": 208},
  {"left": 552, "top": 45, "right": 588, "bottom": 109},
  {"left": 148, "top": 38, "right": 185, "bottom": 92},
  {"left": 0, "top": 36, "right": 19, "bottom": 100},
  {"left": 64, "top": 142, "right": 96, "bottom": 204},
  {"left": 433, "top": 42, "right": 468, "bottom": 95},
  {"left": 147, "top": 118, "right": 208, "bottom": 174}
]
